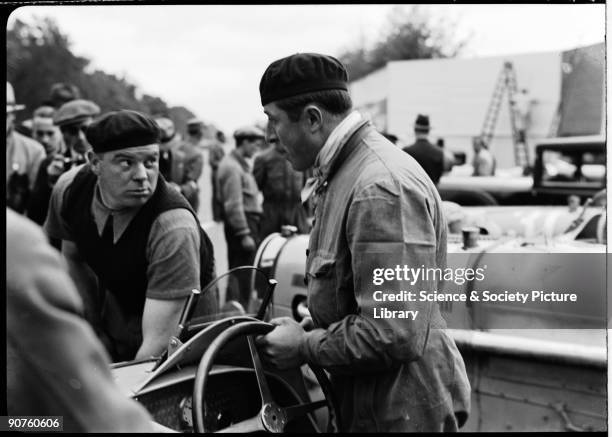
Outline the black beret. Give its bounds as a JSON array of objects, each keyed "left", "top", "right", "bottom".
[
  {"left": 86, "top": 110, "right": 161, "bottom": 153},
  {"left": 259, "top": 53, "right": 349, "bottom": 106}
]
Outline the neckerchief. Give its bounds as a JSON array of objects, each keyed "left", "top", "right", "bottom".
[{"left": 301, "top": 111, "right": 363, "bottom": 205}]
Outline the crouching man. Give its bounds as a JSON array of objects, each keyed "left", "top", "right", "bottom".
[{"left": 44, "top": 110, "right": 216, "bottom": 362}]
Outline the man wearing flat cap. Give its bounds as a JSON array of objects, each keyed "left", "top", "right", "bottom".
[
  {"left": 27, "top": 99, "right": 100, "bottom": 227},
  {"left": 402, "top": 114, "right": 445, "bottom": 186},
  {"left": 44, "top": 110, "right": 217, "bottom": 362},
  {"left": 6, "top": 82, "right": 46, "bottom": 214},
  {"left": 256, "top": 53, "right": 470, "bottom": 432},
  {"left": 216, "top": 125, "right": 265, "bottom": 308}
]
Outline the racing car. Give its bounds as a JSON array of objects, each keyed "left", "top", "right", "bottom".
[{"left": 112, "top": 267, "right": 338, "bottom": 433}]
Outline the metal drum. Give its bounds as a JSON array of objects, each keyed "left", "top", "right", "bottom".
[{"left": 254, "top": 231, "right": 310, "bottom": 321}]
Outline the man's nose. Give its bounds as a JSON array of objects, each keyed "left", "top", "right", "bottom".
[
  {"left": 265, "top": 125, "right": 277, "bottom": 144},
  {"left": 132, "top": 162, "right": 148, "bottom": 181}
]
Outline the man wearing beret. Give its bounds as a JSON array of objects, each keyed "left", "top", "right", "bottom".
[
  {"left": 256, "top": 53, "right": 470, "bottom": 432},
  {"left": 27, "top": 99, "right": 100, "bottom": 227},
  {"left": 44, "top": 110, "right": 217, "bottom": 362},
  {"left": 216, "top": 125, "right": 265, "bottom": 308}
]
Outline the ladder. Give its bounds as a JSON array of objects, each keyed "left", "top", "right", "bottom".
[{"left": 480, "top": 61, "right": 530, "bottom": 169}]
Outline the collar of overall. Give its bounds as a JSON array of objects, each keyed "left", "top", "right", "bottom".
[{"left": 301, "top": 111, "right": 366, "bottom": 206}]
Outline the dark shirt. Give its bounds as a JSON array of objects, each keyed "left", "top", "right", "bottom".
[
  {"left": 59, "top": 166, "right": 216, "bottom": 361},
  {"left": 403, "top": 138, "right": 445, "bottom": 185}
]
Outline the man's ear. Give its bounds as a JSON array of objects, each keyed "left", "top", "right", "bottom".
[
  {"left": 302, "top": 104, "right": 323, "bottom": 133},
  {"left": 88, "top": 150, "right": 101, "bottom": 174}
]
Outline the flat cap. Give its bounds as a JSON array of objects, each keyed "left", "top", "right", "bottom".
[
  {"left": 259, "top": 53, "right": 349, "bottom": 106},
  {"left": 54, "top": 99, "right": 100, "bottom": 127},
  {"left": 86, "top": 110, "right": 161, "bottom": 153},
  {"left": 233, "top": 125, "right": 265, "bottom": 141}
]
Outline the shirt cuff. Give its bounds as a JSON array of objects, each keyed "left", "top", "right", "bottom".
[{"left": 300, "top": 328, "right": 327, "bottom": 365}]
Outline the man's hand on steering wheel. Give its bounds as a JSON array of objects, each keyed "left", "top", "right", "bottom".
[{"left": 256, "top": 317, "right": 307, "bottom": 370}]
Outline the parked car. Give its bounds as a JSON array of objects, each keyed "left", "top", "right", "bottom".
[{"left": 438, "top": 136, "right": 606, "bottom": 206}]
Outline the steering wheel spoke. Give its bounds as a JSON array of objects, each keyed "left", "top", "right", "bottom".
[
  {"left": 247, "top": 335, "right": 274, "bottom": 405},
  {"left": 214, "top": 414, "right": 265, "bottom": 433},
  {"left": 285, "top": 399, "right": 328, "bottom": 422}
]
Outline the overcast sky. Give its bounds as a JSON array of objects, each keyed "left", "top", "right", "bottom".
[{"left": 8, "top": 4, "right": 606, "bottom": 135}]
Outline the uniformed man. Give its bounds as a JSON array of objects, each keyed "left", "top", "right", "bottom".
[
  {"left": 44, "top": 110, "right": 217, "bottom": 362},
  {"left": 256, "top": 53, "right": 470, "bottom": 432}
]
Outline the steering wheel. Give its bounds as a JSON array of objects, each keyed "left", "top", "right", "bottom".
[{"left": 192, "top": 321, "right": 340, "bottom": 433}]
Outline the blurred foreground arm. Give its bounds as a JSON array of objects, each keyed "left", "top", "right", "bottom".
[{"left": 6, "top": 209, "right": 158, "bottom": 432}]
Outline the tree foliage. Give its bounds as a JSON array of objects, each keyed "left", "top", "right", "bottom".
[
  {"left": 339, "top": 6, "right": 469, "bottom": 81},
  {"left": 7, "top": 17, "right": 196, "bottom": 133}
]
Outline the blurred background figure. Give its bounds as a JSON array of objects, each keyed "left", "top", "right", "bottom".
[
  {"left": 186, "top": 117, "right": 206, "bottom": 149},
  {"left": 471, "top": 136, "right": 496, "bottom": 176},
  {"left": 511, "top": 88, "right": 535, "bottom": 145},
  {"left": 44, "top": 82, "right": 81, "bottom": 109},
  {"left": 156, "top": 116, "right": 203, "bottom": 212},
  {"left": 26, "top": 99, "right": 100, "bottom": 228},
  {"left": 6, "top": 82, "right": 45, "bottom": 214},
  {"left": 216, "top": 125, "right": 265, "bottom": 309},
  {"left": 381, "top": 132, "right": 399, "bottom": 145},
  {"left": 156, "top": 116, "right": 188, "bottom": 188},
  {"left": 32, "top": 110, "right": 63, "bottom": 156},
  {"left": 210, "top": 130, "right": 227, "bottom": 222},
  {"left": 254, "top": 122, "right": 310, "bottom": 240},
  {"left": 15, "top": 118, "right": 34, "bottom": 138},
  {"left": 436, "top": 137, "right": 456, "bottom": 174},
  {"left": 177, "top": 121, "right": 204, "bottom": 213},
  {"left": 402, "top": 114, "right": 445, "bottom": 186}
]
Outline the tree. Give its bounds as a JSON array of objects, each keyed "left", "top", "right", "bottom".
[
  {"left": 6, "top": 16, "right": 194, "bottom": 127},
  {"left": 339, "top": 6, "right": 469, "bottom": 81},
  {"left": 7, "top": 17, "right": 89, "bottom": 120}
]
